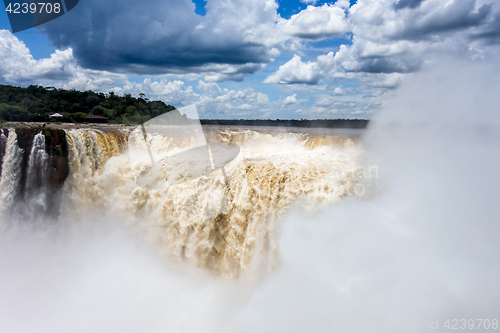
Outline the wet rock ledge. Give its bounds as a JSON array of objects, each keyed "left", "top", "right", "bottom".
[
  {"left": 0, "top": 122, "right": 127, "bottom": 192},
  {"left": 0, "top": 126, "right": 68, "bottom": 202}
]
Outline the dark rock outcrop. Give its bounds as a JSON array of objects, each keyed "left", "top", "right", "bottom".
[
  {"left": 14, "top": 127, "right": 69, "bottom": 197},
  {"left": 0, "top": 126, "right": 70, "bottom": 218}
]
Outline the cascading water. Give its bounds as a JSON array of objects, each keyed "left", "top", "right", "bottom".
[
  {"left": 57, "top": 127, "right": 365, "bottom": 278},
  {"left": 0, "top": 129, "right": 23, "bottom": 218},
  {"left": 61, "top": 129, "right": 127, "bottom": 217},
  {"left": 1, "top": 60, "right": 499, "bottom": 333},
  {"left": 0, "top": 130, "right": 7, "bottom": 178},
  {"left": 0, "top": 126, "right": 365, "bottom": 277},
  {"left": 26, "top": 133, "right": 49, "bottom": 193},
  {"left": 21, "top": 132, "right": 49, "bottom": 219}
]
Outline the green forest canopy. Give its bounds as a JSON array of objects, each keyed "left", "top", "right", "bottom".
[{"left": 0, "top": 84, "right": 176, "bottom": 124}]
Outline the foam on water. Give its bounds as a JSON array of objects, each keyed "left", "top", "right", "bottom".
[{"left": 0, "top": 58, "right": 499, "bottom": 332}]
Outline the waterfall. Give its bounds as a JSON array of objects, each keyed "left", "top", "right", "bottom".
[
  {"left": 0, "top": 126, "right": 366, "bottom": 277},
  {"left": 59, "top": 127, "right": 364, "bottom": 278},
  {"left": 0, "top": 129, "right": 24, "bottom": 217},
  {"left": 22, "top": 132, "right": 50, "bottom": 218},
  {"left": 62, "top": 129, "right": 126, "bottom": 216},
  {"left": 0, "top": 130, "right": 8, "bottom": 178}
]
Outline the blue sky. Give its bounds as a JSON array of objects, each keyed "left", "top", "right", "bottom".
[{"left": 1, "top": 0, "right": 499, "bottom": 119}]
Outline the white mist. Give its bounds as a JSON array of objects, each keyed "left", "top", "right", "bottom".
[
  {"left": 237, "top": 58, "right": 500, "bottom": 332},
  {"left": 0, "top": 57, "right": 499, "bottom": 333}
]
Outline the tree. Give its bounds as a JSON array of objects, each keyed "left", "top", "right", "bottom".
[
  {"left": 91, "top": 105, "right": 111, "bottom": 116},
  {"left": 0, "top": 103, "right": 30, "bottom": 121},
  {"left": 73, "top": 112, "right": 88, "bottom": 122},
  {"left": 86, "top": 95, "right": 100, "bottom": 107},
  {"left": 0, "top": 84, "right": 176, "bottom": 124}
]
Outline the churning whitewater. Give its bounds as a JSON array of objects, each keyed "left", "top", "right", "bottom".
[
  {"left": 0, "top": 127, "right": 365, "bottom": 278},
  {"left": 1, "top": 59, "right": 499, "bottom": 333}
]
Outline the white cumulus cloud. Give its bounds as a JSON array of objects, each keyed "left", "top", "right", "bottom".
[
  {"left": 263, "top": 54, "right": 323, "bottom": 84},
  {"left": 0, "top": 30, "right": 125, "bottom": 90},
  {"left": 279, "top": 4, "right": 350, "bottom": 40},
  {"left": 281, "top": 93, "right": 308, "bottom": 106}
]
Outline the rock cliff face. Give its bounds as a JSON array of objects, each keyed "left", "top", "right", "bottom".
[
  {"left": 0, "top": 126, "right": 69, "bottom": 218},
  {"left": 16, "top": 128, "right": 69, "bottom": 184},
  {"left": 0, "top": 124, "right": 128, "bottom": 220},
  {"left": 14, "top": 127, "right": 69, "bottom": 192}
]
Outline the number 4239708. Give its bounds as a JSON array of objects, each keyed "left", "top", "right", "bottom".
[
  {"left": 444, "top": 319, "right": 498, "bottom": 330},
  {"left": 5, "top": 2, "right": 61, "bottom": 14}
]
